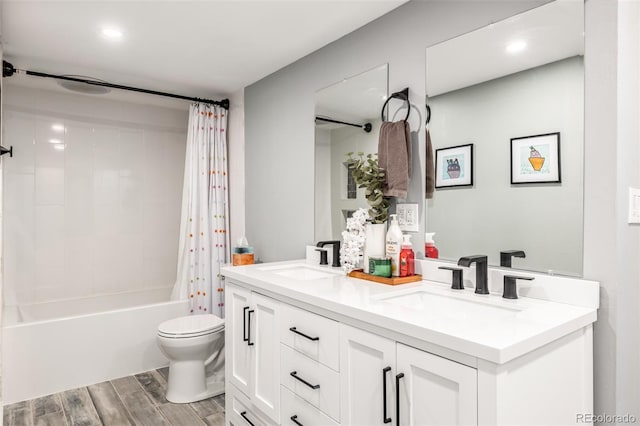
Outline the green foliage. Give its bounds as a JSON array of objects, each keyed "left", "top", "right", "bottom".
[{"left": 346, "top": 152, "right": 390, "bottom": 224}]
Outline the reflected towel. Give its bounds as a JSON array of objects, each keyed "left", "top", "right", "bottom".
[
  {"left": 378, "top": 120, "right": 411, "bottom": 198},
  {"left": 426, "top": 128, "right": 435, "bottom": 199}
]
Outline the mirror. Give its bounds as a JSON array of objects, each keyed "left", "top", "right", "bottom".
[
  {"left": 314, "top": 64, "right": 388, "bottom": 241},
  {"left": 425, "top": 1, "right": 584, "bottom": 276}
]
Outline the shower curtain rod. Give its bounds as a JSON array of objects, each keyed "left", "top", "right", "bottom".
[
  {"left": 2, "top": 60, "right": 229, "bottom": 109},
  {"left": 315, "top": 116, "right": 372, "bottom": 133}
]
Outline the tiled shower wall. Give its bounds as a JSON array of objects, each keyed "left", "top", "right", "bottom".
[{"left": 3, "top": 86, "right": 187, "bottom": 306}]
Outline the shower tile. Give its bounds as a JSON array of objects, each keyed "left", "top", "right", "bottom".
[
  {"left": 3, "top": 113, "right": 35, "bottom": 174},
  {"left": 35, "top": 120, "right": 65, "bottom": 169},
  {"left": 93, "top": 200, "right": 119, "bottom": 238},
  {"left": 93, "top": 127, "right": 121, "bottom": 171},
  {"left": 117, "top": 235, "right": 145, "bottom": 291},
  {"left": 119, "top": 130, "right": 145, "bottom": 177},
  {"left": 93, "top": 170, "right": 119, "bottom": 206},
  {"left": 92, "top": 236, "right": 120, "bottom": 295},
  {"left": 35, "top": 167, "right": 65, "bottom": 206},
  {"left": 65, "top": 123, "right": 94, "bottom": 176}
]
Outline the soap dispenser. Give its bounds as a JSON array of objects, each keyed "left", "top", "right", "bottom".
[
  {"left": 386, "top": 214, "right": 403, "bottom": 277},
  {"left": 399, "top": 234, "right": 415, "bottom": 277},
  {"left": 425, "top": 232, "right": 439, "bottom": 259}
]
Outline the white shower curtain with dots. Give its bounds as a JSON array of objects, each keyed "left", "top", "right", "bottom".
[{"left": 172, "top": 103, "right": 229, "bottom": 318}]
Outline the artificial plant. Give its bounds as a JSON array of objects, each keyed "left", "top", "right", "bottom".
[{"left": 346, "top": 152, "right": 390, "bottom": 224}]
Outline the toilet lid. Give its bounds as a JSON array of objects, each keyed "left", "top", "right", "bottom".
[{"left": 158, "top": 314, "right": 224, "bottom": 338}]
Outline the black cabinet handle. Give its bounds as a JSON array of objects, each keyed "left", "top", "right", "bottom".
[
  {"left": 383, "top": 367, "right": 392, "bottom": 423},
  {"left": 290, "top": 371, "right": 320, "bottom": 389},
  {"left": 240, "top": 411, "right": 255, "bottom": 426},
  {"left": 396, "top": 373, "right": 404, "bottom": 426},
  {"left": 243, "top": 306, "right": 250, "bottom": 342},
  {"left": 289, "top": 327, "right": 320, "bottom": 341},
  {"left": 247, "top": 309, "right": 255, "bottom": 346},
  {"left": 290, "top": 415, "right": 304, "bottom": 426}
]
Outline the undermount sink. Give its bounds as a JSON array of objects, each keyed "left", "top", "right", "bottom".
[
  {"left": 259, "top": 264, "right": 342, "bottom": 281},
  {"left": 373, "top": 288, "right": 523, "bottom": 322}
]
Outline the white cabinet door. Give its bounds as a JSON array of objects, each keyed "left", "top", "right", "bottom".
[
  {"left": 226, "top": 282, "right": 252, "bottom": 397},
  {"left": 251, "top": 292, "right": 280, "bottom": 423},
  {"left": 397, "top": 343, "right": 477, "bottom": 426},
  {"left": 340, "top": 324, "right": 397, "bottom": 426}
]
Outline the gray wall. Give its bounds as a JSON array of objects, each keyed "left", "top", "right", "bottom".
[
  {"left": 245, "top": 0, "right": 640, "bottom": 417},
  {"left": 427, "top": 57, "right": 584, "bottom": 275},
  {"left": 245, "top": 0, "right": 545, "bottom": 262},
  {"left": 584, "top": 0, "right": 640, "bottom": 418}
]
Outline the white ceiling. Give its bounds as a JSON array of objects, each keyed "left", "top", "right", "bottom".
[
  {"left": 426, "top": 0, "right": 584, "bottom": 96},
  {"left": 1, "top": 0, "right": 406, "bottom": 105}
]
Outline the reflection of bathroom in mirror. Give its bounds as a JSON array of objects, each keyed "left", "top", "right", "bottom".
[
  {"left": 314, "top": 64, "right": 388, "bottom": 241},
  {"left": 425, "top": 1, "right": 584, "bottom": 276}
]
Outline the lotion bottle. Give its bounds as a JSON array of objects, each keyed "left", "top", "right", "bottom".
[{"left": 386, "top": 214, "right": 403, "bottom": 277}]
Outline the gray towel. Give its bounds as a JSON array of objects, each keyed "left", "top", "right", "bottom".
[
  {"left": 426, "top": 128, "right": 435, "bottom": 199},
  {"left": 378, "top": 120, "right": 411, "bottom": 198}
]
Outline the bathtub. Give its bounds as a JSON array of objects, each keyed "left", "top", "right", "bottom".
[{"left": 2, "top": 287, "right": 188, "bottom": 404}]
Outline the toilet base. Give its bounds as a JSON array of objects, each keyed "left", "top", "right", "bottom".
[{"left": 165, "top": 360, "right": 225, "bottom": 404}]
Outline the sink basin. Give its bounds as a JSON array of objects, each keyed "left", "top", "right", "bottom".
[
  {"left": 373, "top": 289, "right": 522, "bottom": 322},
  {"left": 259, "top": 264, "right": 342, "bottom": 281}
]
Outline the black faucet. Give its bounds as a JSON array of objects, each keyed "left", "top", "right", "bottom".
[
  {"left": 316, "top": 240, "right": 341, "bottom": 267},
  {"left": 457, "top": 255, "right": 489, "bottom": 294},
  {"left": 500, "top": 250, "right": 526, "bottom": 268}
]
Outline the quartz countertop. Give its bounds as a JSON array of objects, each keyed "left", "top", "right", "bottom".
[{"left": 221, "top": 260, "right": 597, "bottom": 364}]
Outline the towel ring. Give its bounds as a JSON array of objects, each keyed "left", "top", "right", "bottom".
[{"left": 381, "top": 88, "right": 410, "bottom": 122}]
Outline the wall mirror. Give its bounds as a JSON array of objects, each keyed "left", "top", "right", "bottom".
[
  {"left": 314, "top": 64, "right": 388, "bottom": 242},
  {"left": 425, "top": 1, "right": 584, "bottom": 276}
]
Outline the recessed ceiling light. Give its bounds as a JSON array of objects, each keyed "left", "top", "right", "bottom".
[
  {"left": 101, "top": 26, "right": 124, "bottom": 40},
  {"left": 506, "top": 39, "right": 527, "bottom": 54},
  {"left": 49, "top": 138, "right": 63, "bottom": 144},
  {"left": 51, "top": 124, "right": 65, "bottom": 132}
]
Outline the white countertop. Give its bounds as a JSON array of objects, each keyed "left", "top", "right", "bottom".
[{"left": 221, "top": 260, "right": 597, "bottom": 364}]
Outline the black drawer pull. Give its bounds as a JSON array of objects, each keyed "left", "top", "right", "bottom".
[
  {"left": 396, "top": 373, "right": 405, "bottom": 426},
  {"left": 289, "top": 327, "right": 319, "bottom": 341},
  {"left": 290, "top": 415, "right": 304, "bottom": 426},
  {"left": 247, "top": 309, "right": 255, "bottom": 346},
  {"left": 240, "top": 411, "right": 255, "bottom": 426},
  {"left": 243, "top": 307, "right": 250, "bottom": 342},
  {"left": 290, "top": 371, "right": 320, "bottom": 389},
  {"left": 383, "top": 366, "right": 392, "bottom": 423}
]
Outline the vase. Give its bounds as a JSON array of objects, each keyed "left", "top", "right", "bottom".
[{"left": 363, "top": 222, "right": 387, "bottom": 273}]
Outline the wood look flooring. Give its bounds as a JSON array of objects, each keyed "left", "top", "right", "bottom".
[{"left": 3, "top": 368, "right": 225, "bottom": 426}]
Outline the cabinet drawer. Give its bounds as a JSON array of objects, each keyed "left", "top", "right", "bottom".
[
  {"left": 281, "top": 386, "right": 339, "bottom": 426},
  {"left": 280, "top": 303, "right": 339, "bottom": 371},
  {"left": 280, "top": 344, "right": 340, "bottom": 422},
  {"left": 227, "top": 383, "right": 275, "bottom": 426}
]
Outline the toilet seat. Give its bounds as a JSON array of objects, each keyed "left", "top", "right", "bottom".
[{"left": 158, "top": 314, "right": 225, "bottom": 339}]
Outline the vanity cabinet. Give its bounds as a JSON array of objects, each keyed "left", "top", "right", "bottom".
[
  {"left": 226, "top": 282, "right": 280, "bottom": 424},
  {"left": 340, "top": 324, "right": 477, "bottom": 426}
]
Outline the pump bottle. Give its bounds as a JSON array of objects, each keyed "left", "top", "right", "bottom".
[{"left": 386, "top": 214, "right": 403, "bottom": 277}]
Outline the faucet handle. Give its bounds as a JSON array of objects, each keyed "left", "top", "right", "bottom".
[
  {"left": 503, "top": 275, "right": 534, "bottom": 299},
  {"left": 500, "top": 250, "right": 526, "bottom": 268},
  {"left": 315, "top": 248, "right": 328, "bottom": 265},
  {"left": 438, "top": 266, "right": 464, "bottom": 290}
]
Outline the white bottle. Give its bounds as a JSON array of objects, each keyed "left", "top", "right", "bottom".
[{"left": 386, "top": 214, "right": 403, "bottom": 277}]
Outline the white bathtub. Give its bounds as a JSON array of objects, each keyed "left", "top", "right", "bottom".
[{"left": 2, "top": 287, "right": 188, "bottom": 404}]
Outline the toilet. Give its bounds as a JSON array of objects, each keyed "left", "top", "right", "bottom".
[{"left": 156, "top": 314, "right": 225, "bottom": 403}]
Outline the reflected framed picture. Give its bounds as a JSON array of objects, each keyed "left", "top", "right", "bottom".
[
  {"left": 510, "top": 132, "right": 561, "bottom": 184},
  {"left": 435, "top": 143, "right": 473, "bottom": 188}
]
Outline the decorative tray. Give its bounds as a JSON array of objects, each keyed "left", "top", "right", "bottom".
[{"left": 347, "top": 269, "right": 422, "bottom": 285}]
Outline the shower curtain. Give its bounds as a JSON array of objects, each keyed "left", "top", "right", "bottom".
[{"left": 172, "top": 103, "right": 229, "bottom": 317}]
